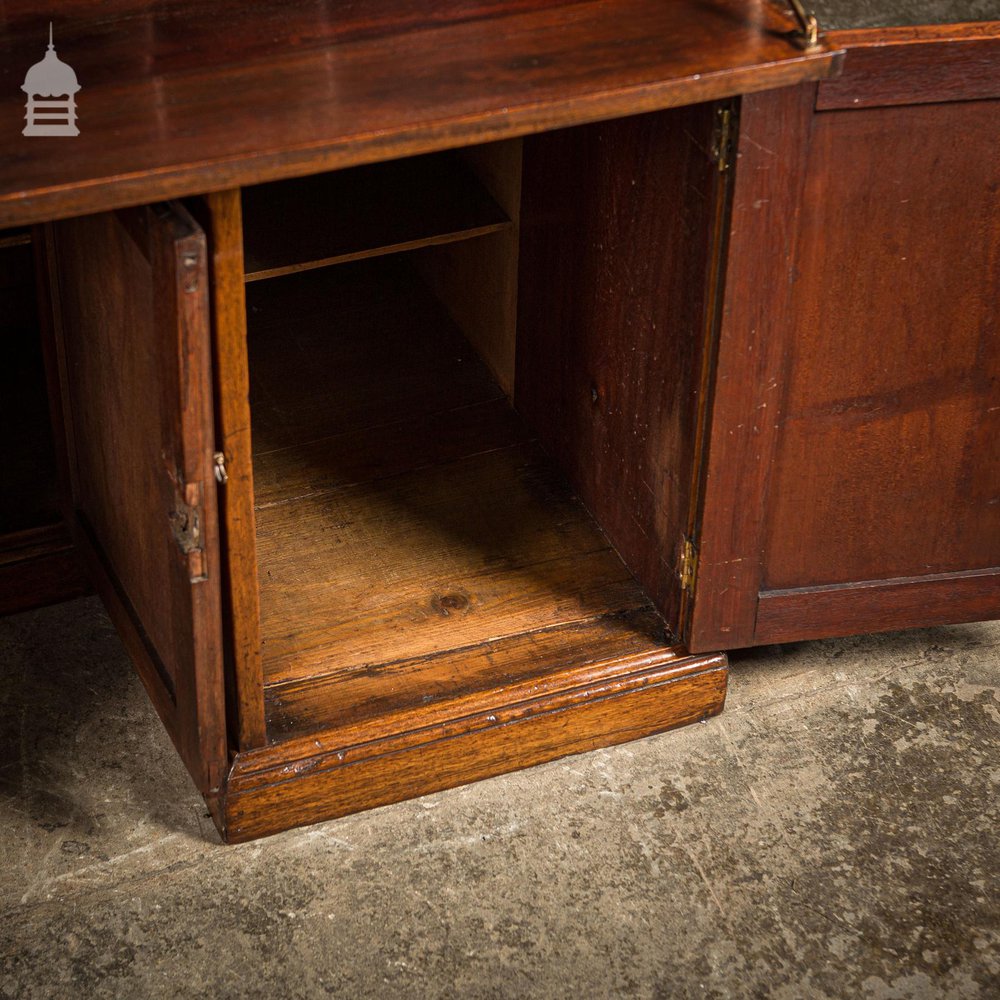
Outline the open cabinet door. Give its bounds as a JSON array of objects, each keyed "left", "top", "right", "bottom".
[{"left": 47, "top": 203, "right": 227, "bottom": 799}]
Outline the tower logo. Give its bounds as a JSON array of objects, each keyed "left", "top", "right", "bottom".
[{"left": 22, "top": 23, "right": 80, "bottom": 137}]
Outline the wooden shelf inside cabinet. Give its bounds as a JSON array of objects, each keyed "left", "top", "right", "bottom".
[
  {"left": 0, "top": 228, "right": 32, "bottom": 250},
  {"left": 242, "top": 153, "right": 511, "bottom": 282}
]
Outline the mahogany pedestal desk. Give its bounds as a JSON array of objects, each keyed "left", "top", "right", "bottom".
[{"left": 0, "top": 2, "right": 996, "bottom": 842}]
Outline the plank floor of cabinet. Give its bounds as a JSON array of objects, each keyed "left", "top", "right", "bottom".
[
  {"left": 249, "top": 259, "right": 668, "bottom": 690},
  {"left": 224, "top": 259, "right": 727, "bottom": 841}
]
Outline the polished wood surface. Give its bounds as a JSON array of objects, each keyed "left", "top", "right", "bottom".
[
  {"left": 48, "top": 204, "right": 228, "bottom": 794},
  {"left": 762, "top": 99, "right": 1000, "bottom": 589},
  {"left": 756, "top": 569, "right": 1000, "bottom": 644},
  {"left": 249, "top": 260, "right": 657, "bottom": 688},
  {"left": 516, "top": 104, "right": 730, "bottom": 633},
  {"left": 265, "top": 608, "right": 677, "bottom": 742},
  {"left": 819, "top": 23, "right": 1000, "bottom": 107},
  {"left": 412, "top": 140, "right": 523, "bottom": 395},
  {"left": 192, "top": 190, "right": 267, "bottom": 751},
  {"left": 223, "top": 648, "right": 727, "bottom": 842},
  {"left": 242, "top": 152, "right": 510, "bottom": 282},
  {"left": 685, "top": 84, "right": 817, "bottom": 651},
  {"left": 0, "top": 1, "right": 840, "bottom": 228},
  {"left": 688, "top": 69, "right": 1000, "bottom": 651}
]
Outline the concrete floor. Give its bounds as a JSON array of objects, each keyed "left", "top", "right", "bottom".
[{"left": 0, "top": 597, "right": 997, "bottom": 999}]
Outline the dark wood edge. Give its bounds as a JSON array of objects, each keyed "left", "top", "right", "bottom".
[
  {"left": 244, "top": 220, "right": 512, "bottom": 283},
  {"left": 754, "top": 569, "right": 1000, "bottom": 644},
  {"left": 0, "top": 521, "right": 71, "bottom": 559},
  {"left": 0, "top": 54, "right": 843, "bottom": 231},
  {"left": 40, "top": 224, "right": 82, "bottom": 511},
  {"left": 154, "top": 201, "right": 230, "bottom": 794},
  {"left": 0, "top": 229, "right": 32, "bottom": 250},
  {"left": 679, "top": 99, "right": 739, "bottom": 636},
  {"left": 216, "top": 651, "right": 728, "bottom": 842},
  {"left": 195, "top": 190, "right": 268, "bottom": 752},
  {"left": 32, "top": 225, "right": 76, "bottom": 527},
  {"left": 686, "top": 84, "right": 816, "bottom": 652},
  {"left": 258, "top": 637, "right": 708, "bottom": 769},
  {"left": 818, "top": 25, "right": 1000, "bottom": 109},
  {"left": 827, "top": 22, "right": 1000, "bottom": 48}
]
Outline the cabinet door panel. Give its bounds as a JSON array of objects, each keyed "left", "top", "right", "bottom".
[
  {"left": 763, "top": 100, "right": 1000, "bottom": 592},
  {"left": 50, "top": 203, "right": 227, "bottom": 794},
  {"left": 688, "top": 89, "right": 1000, "bottom": 650}
]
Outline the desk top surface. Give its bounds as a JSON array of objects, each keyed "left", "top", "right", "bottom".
[{"left": 0, "top": 1, "right": 840, "bottom": 228}]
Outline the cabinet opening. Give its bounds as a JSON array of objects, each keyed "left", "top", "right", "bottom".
[
  {"left": 245, "top": 253, "right": 676, "bottom": 742},
  {"left": 234, "top": 117, "right": 718, "bottom": 747}
]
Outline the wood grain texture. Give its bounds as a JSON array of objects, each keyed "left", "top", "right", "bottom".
[
  {"left": 193, "top": 190, "right": 267, "bottom": 751},
  {"left": 756, "top": 569, "right": 1000, "bottom": 644},
  {"left": 689, "top": 83, "right": 1000, "bottom": 650},
  {"left": 246, "top": 262, "right": 504, "bottom": 455},
  {"left": 249, "top": 258, "right": 653, "bottom": 687},
  {"left": 221, "top": 648, "right": 728, "bottom": 842},
  {"left": 257, "top": 442, "right": 650, "bottom": 685},
  {"left": 762, "top": 100, "right": 1000, "bottom": 593},
  {"left": 242, "top": 152, "right": 510, "bottom": 282},
  {"left": 825, "top": 20, "right": 1000, "bottom": 45},
  {"left": 516, "top": 104, "right": 728, "bottom": 635},
  {"left": 818, "top": 26, "right": 1000, "bottom": 108},
  {"left": 264, "top": 609, "right": 676, "bottom": 744},
  {"left": 0, "top": 0, "right": 841, "bottom": 228},
  {"left": 412, "top": 140, "right": 523, "bottom": 395},
  {"left": 685, "top": 84, "right": 816, "bottom": 652},
  {"left": 49, "top": 203, "right": 228, "bottom": 793}
]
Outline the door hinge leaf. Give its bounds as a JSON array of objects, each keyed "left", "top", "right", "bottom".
[
  {"left": 679, "top": 537, "right": 699, "bottom": 595},
  {"left": 712, "top": 106, "right": 734, "bottom": 173}
]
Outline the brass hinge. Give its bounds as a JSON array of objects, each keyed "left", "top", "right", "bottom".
[
  {"left": 786, "top": 0, "right": 820, "bottom": 49},
  {"left": 712, "top": 106, "right": 734, "bottom": 173},
  {"left": 213, "top": 451, "right": 229, "bottom": 484},
  {"left": 678, "top": 537, "right": 699, "bottom": 594}
]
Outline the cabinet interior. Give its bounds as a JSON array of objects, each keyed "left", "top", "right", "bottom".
[
  {"left": 195, "top": 100, "right": 727, "bottom": 758},
  {"left": 232, "top": 137, "right": 691, "bottom": 746},
  {"left": 0, "top": 229, "right": 60, "bottom": 538}
]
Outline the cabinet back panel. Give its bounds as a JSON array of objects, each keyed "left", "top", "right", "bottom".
[{"left": 763, "top": 101, "right": 1000, "bottom": 590}]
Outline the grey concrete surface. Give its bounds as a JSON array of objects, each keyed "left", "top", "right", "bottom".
[
  {"left": 0, "top": 596, "right": 997, "bottom": 999},
  {"left": 812, "top": 1, "right": 1000, "bottom": 30}
]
